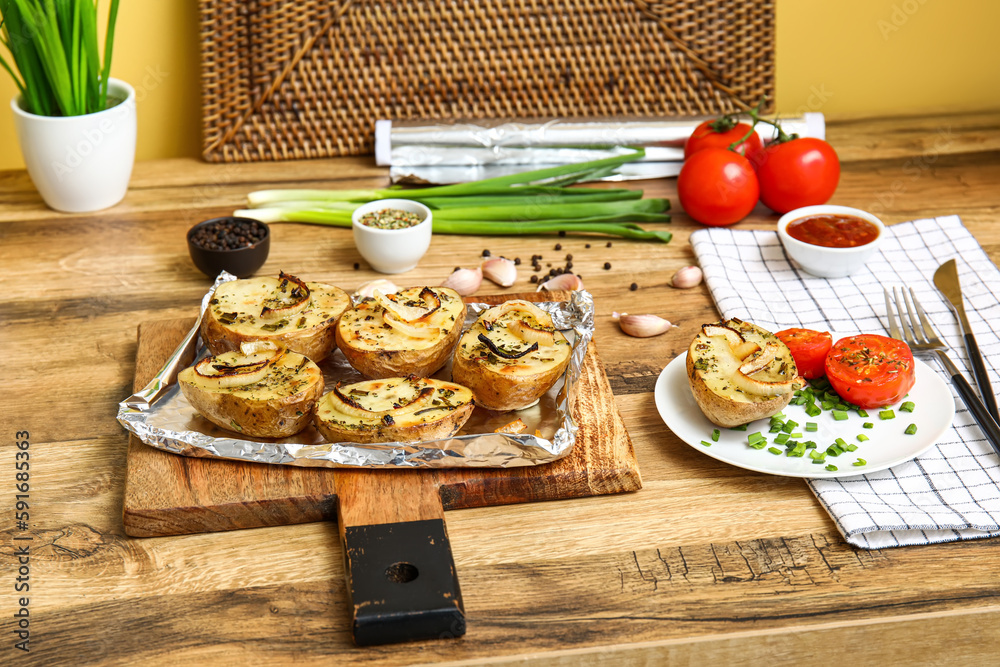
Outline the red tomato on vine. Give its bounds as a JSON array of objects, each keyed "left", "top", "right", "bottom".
[
  {"left": 684, "top": 118, "right": 765, "bottom": 166},
  {"left": 757, "top": 137, "right": 841, "bottom": 214},
  {"left": 677, "top": 148, "right": 759, "bottom": 227}
]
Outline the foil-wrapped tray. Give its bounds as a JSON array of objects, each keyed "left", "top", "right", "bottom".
[{"left": 117, "top": 275, "right": 594, "bottom": 469}]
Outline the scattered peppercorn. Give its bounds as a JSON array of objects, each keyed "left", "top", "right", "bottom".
[
  {"left": 514, "top": 257, "right": 521, "bottom": 265},
  {"left": 190, "top": 218, "right": 267, "bottom": 251},
  {"left": 453, "top": 267, "right": 461, "bottom": 272},
  {"left": 606, "top": 241, "right": 613, "bottom": 247},
  {"left": 565, "top": 254, "right": 573, "bottom": 261},
  {"left": 353, "top": 262, "right": 360, "bottom": 270},
  {"left": 554, "top": 243, "right": 562, "bottom": 251},
  {"left": 559, "top": 231, "right": 566, "bottom": 237},
  {"left": 603, "top": 262, "right": 612, "bottom": 270},
  {"left": 630, "top": 283, "right": 638, "bottom": 291},
  {"left": 565, "top": 261, "right": 573, "bottom": 270},
  {"left": 482, "top": 249, "right": 491, "bottom": 257},
  {"left": 530, "top": 275, "right": 538, "bottom": 283},
  {"left": 585, "top": 244, "right": 591, "bottom": 249}
]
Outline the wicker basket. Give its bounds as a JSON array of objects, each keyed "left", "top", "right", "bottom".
[{"left": 199, "top": 0, "right": 774, "bottom": 162}]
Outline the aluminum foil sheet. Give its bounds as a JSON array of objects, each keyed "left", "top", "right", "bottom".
[{"left": 117, "top": 274, "right": 595, "bottom": 469}]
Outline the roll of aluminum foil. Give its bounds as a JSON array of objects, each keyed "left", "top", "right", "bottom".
[
  {"left": 117, "top": 274, "right": 595, "bottom": 469},
  {"left": 376, "top": 114, "right": 824, "bottom": 183}
]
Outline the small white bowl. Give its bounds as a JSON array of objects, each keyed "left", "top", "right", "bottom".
[
  {"left": 777, "top": 205, "right": 884, "bottom": 278},
  {"left": 352, "top": 199, "right": 432, "bottom": 274}
]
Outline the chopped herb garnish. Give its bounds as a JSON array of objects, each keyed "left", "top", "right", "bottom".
[
  {"left": 825, "top": 464, "right": 839, "bottom": 472},
  {"left": 711, "top": 429, "right": 720, "bottom": 442},
  {"left": 879, "top": 409, "right": 896, "bottom": 420},
  {"left": 900, "top": 401, "right": 915, "bottom": 413},
  {"left": 904, "top": 423, "right": 918, "bottom": 435}
]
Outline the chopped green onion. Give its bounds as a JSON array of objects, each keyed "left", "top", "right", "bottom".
[
  {"left": 832, "top": 410, "right": 849, "bottom": 421},
  {"left": 879, "top": 409, "right": 896, "bottom": 420},
  {"left": 825, "top": 464, "right": 839, "bottom": 472},
  {"left": 711, "top": 429, "right": 720, "bottom": 442},
  {"left": 773, "top": 433, "right": 790, "bottom": 445},
  {"left": 821, "top": 400, "right": 836, "bottom": 411},
  {"left": 856, "top": 434, "right": 869, "bottom": 442},
  {"left": 900, "top": 401, "right": 915, "bottom": 413},
  {"left": 826, "top": 445, "right": 843, "bottom": 457},
  {"left": 787, "top": 441, "right": 807, "bottom": 457},
  {"left": 904, "top": 423, "right": 918, "bottom": 435},
  {"left": 863, "top": 422, "right": 874, "bottom": 429},
  {"left": 700, "top": 440, "right": 712, "bottom": 447},
  {"left": 845, "top": 443, "right": 859, "bottom": 452},
  {"left": 805, "top": 404, "right": 822, "bottom": 417},
  {"left": 790, "top": 432, "right": 803, "bottom": 439},
  {"left": 805, "top": 422, "right": 818, "bottom": 432},
  {"left": 809, "top": 450, "right": 826, "bottom": 462},
  {"left": 768, "top": 446, "right": 783, "bottom": 455},
  {"left": 730, "top": 424, "right": 748, "bottom": 431},
  {"left": 853, "top": 458, "right": 867, "bottom": 467},
  {"left": 856, "top": 408, "right": 869, "bottom": 418}
]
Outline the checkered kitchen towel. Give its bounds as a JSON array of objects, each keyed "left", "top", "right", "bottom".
[{"left": 690, "top": 215, "right": 1000, "bottom": 549}]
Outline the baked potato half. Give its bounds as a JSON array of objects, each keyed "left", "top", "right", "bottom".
[
  {"left": 314, "top": 376, "right": 475, "bottom": 444},
  {"left": 178, "top": 342, "right": 324, "bottom": 438},
  {"left": 452, "top": 300, "right": 572, "bottom": 412},
  {"left": 686, "top": 318, "right": 801, "bottom": 427},
  {"left": 202, "top": 272, "right": 351, "bottom": 362},
  {"left": 335, "top": 286, "right": 465, "bottom": 378}
]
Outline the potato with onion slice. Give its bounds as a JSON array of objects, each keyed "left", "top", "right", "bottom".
[
  {"left": 452, "top": 300, "right": 571, "bottom": 412},
  {"left": 201, "top": 272, "right": 351, "bottom": 362},
  {"left": 686, "top": 318, "right": 801, "bottom": 427},
  {"left": 178, "top": 342, "right": 324, "bottom": 437},
  {"left": 314, "top": 376, "right": 475, "bottom": 444},
  {"left": 335, "top": 286, "right": 465, "bottom": 378}
]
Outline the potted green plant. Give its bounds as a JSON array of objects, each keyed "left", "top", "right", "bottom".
[{"left": 1, "top": 0, "right": 132, "bottom": 212}]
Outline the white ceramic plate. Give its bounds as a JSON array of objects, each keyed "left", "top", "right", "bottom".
[{"left": 654, "top": 346, "right": 955, "bottom": 479}]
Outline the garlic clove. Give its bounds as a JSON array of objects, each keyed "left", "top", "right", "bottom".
[
  {"left": 537, "top": 272, "right": 584, "bottom": 292},
  {"left": 614, "top": 313, "right": 677, "bottom": 338},
  {"left": 481, "top": 256, "right": 517, "bottom": 287},
  {"left": 354, "top": 279, "right": 399, "bottom": 299},
  {"left": 440, "top": 266, "right": 483, "bottom": 296},
  {"left": 670, "top": 265, "right": 703, "bottom": 289}
]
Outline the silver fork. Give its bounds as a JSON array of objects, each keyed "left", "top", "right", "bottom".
[{"left": 884, "top": 287, "right": 1000, "bottom": 455}]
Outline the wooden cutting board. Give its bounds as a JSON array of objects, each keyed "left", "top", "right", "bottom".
[{"left": 122, "top": 292, "right": 640, "bottom": 644}]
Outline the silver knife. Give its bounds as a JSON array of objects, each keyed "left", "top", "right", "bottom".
[{"left": 933, "top": 259, "right": 999, "bottom": 422}]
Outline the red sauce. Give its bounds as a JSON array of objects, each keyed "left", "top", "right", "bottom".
[{"left": 786, "top": 214, "right": 879, "bottom": 248}]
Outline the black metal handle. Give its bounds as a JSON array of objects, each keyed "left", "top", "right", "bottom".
[
  {"left": 341, "top": 519, "right": 465, "bottom": 646},
  {"left": 951, "top": 371, "right": 1000, "bottom": 457},
  {"left": 964, "top": 332, "right": 999, "bottom": 423}
]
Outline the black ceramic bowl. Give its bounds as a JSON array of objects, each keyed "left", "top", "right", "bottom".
[{"left": 187, "top": 216, "right": 270, "bottom": 279}]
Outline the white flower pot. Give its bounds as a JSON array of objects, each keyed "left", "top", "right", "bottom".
[{"left": 10, "top": 78, "right": 136, "bottom": 213}]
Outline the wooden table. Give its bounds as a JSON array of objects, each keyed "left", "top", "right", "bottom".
[{"left": 2, "top": 112, "right": 999, "bottom": 665}]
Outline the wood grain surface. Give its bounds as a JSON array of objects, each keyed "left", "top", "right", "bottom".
[{"left": 2, "top": 111, "right": 1000, "bottom": 665}]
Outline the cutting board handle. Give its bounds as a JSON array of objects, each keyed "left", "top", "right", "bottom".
[{"left": 335, "top": 470, "right": 465, "bottom": 645}]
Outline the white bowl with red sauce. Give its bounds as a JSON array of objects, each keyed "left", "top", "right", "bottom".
[{"left": 777, "top": 205, "right": 884, "bottom": 278}]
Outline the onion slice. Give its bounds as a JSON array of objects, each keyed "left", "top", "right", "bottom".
[
  {"left": 329, "top": 379, "right": 437, "bottom": 418},
  {"left": 260, "top": 272, "right": 311, "bottom": 321},
  {"left": 508, "top": 318, "right": 555, "bottom": 346},
  {"left": 375, "top": 287, "right": 441, "bottom": 322},
  {"left": 481, "top": 300, "right": 554, "bottom": 329},
  {"left": 193, "top": 343, "right": 285, "bottom": 388},
  {"left": 382, "top": 309, "right": 442, "bottom": 339}
]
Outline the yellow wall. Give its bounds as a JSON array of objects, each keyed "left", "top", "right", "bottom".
[{"left": 1, "top": 0, "right": 998, "bottom": 171}]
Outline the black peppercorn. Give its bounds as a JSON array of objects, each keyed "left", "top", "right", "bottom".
[
  {"left": 585, "top": 244, "right": 591, "bottom": 249},
  {"left": 514, "top": 257, "right": 521, "bottom": 265},
  {"left": 630, "top": 283, "right": 638, "bottom": 291},
  {"left": 482, "top": 249, "right": 491, "bottom": 257},
  {"left": 530, "top": 275, "right": 538, "bottom": 283},
  {"left": 565, "top": 254, "right": 573, "bottom": 261},
  {"left": 603, "top": 262, "right": 612, "bottom": 270},
  {"left": 606, "top": 241, "right": 613, "bottom": 248},
  {"left": 554, "top": 243, "right": 562, "bottom": 251},
  {"left": 353, "top": 262, "right": 360, "bottom": 270}
]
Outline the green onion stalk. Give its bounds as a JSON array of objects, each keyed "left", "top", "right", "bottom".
[
  {"left": 238, "top": 150, "right": 674, "bottom": 243},
  {"left": 0, "top": 0, "right": 121, "bottom": 117}
]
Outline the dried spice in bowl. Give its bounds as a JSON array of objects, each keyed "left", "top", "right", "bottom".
[{"left": 357, "top": 208, "right": 423, "bottom": 230}]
